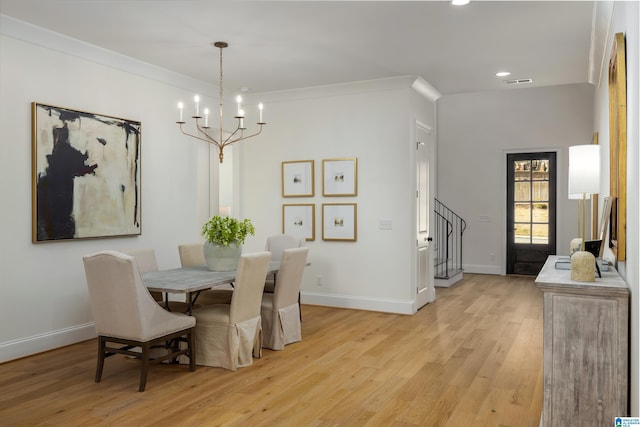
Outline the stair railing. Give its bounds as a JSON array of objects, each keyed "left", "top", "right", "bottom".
[{"left": 434, "top": 198, "right": 466, "bottom": 279}]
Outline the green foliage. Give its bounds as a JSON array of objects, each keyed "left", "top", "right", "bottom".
[{"left": 201, "top": 215, "right": 255, "bottom": 246}]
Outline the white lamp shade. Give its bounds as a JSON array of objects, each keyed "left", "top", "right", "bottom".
[{"left": 568, "top": 145, "right": 600, "bottom": 195}]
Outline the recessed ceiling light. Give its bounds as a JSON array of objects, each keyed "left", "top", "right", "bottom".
[
  {"left": 496, "top": 71, "right": 511, "bottom": 77},
  {"left": 451, "top": 0, "right": 470, "bottom": 5}
]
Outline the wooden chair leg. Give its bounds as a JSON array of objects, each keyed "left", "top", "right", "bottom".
[
  {"left": 188, "top": 329, "right": 196, "bottom": 371},
  {"left": 139, "top": 342, "right": 150, "bottom": 392},
  {"left": 95, "top": 336, "right": 105, "bottom": 383}
]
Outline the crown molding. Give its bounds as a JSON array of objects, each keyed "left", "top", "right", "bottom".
[{"left": 0, "top": 14, "right": 215, "bottom": 94}]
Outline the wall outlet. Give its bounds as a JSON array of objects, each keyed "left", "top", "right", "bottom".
[
  {"left": 316, "top": 275, "right": 323, "bottom": 286},
  {"left": 379, "top": 220, "right": 392, "bottom": 230}
]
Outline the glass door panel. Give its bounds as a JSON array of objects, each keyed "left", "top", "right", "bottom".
[{"left": 507, "top": 152, "right": 556, "bottom": 274}]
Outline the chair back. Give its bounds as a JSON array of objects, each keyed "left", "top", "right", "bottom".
[
  {"left": 273, "top": 247, "right": 308, "bottom": 308},
  {"left": 265, "top": 234, "right": 305, "bottom": 261},
  {"left": 82, "top": 250, "right": 173, "bottom": 340},
  {"left": 229, "top": 252, "right": 271, "bottom": 324},
  {"left": 121, "top": 248, "right": 162, "bottom": 301},
  {"left": 121, "top": 248, "right": 159, "bottom": 273},
  {"left": 178, "top": 242, "right": 206, "bottom": 267}
]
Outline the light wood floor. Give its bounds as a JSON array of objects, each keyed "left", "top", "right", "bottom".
[{"left": 0, "top": 274, "right": 543, "bottom": 426}]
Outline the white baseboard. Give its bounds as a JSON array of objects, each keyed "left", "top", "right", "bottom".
[
  {"left": 463, "top": 264, "right": 503, "bottom": 275},
  {"left": 0, "top": 323, "right": 96, "bottom": 363},
  {"left": 301, "top": 291, "right": 415, "bottom": 314},
  {"left": 435, "top": 271, "right": 464, "bottom": 288}
]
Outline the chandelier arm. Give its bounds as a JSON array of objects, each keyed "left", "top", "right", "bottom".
[
  {"left": 222, "top": 126, "right": 243, "bottom": 145},
  {"left": 194, "top": 119, "right": 216, "bottom": 140},
  {"left": 178, "top": 125, "right": 221, "bottom": 146},
  {"left": 221, "top": 125, "right": 264, "bottom": 147}
]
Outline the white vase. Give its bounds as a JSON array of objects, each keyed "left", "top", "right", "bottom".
[{"left": 203, "top": 241, "right": 242, "bottom": 271}]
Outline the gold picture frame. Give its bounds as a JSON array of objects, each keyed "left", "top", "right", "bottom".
[
  {"left": 608, "top": 32, "right": 627, "bottom": 261},
  {"left": 322, "top": 158, "right": 357, "bottom": 196},
  {"left": 282, "top": 203, "right": 315, "bottom": 241},
  {"left": 31, "top": 102, "right": 142, "bottom": 242},
  {"left": 591, "top": 132, "right": 599, "bottom": 240},
  {"left": 322, "top": 203, "right": 357, "bottom": 241},
  {"left": 282, "top": 160, "right": 314, "bottom": 197}
]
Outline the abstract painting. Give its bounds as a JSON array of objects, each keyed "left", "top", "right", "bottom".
[{"left": 32, "top": 103, "right": 141, "bottom": 242}]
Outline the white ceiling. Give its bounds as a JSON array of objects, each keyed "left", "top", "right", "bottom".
[{"left": 0, "top": 0, "right": 596, "bottom": 96}]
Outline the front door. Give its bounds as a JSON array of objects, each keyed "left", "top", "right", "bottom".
[{"left": 506, "top": 152, "right": 557, "bottom": 275}]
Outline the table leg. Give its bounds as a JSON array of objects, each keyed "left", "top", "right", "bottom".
[{"left": 187, "top": 290, "right": 202, "bottom": 316}]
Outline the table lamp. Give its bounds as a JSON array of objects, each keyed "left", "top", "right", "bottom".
[
  {"left": 568, "top": 144, "right": 600, "bottom": 281},
  {"left": 568, "top": 192, "right": 590, "bottom": 255}
]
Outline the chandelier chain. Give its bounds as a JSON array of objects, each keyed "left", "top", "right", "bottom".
[{"left": 219, "top": 44, "right": 224, "bottom": 146}]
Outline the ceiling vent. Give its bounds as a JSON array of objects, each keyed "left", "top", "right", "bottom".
[{"left": 505, "top": 78, "right": 533, "bottom": 85}]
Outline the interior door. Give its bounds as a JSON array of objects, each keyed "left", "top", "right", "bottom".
[
  {"left": 416, "top": 125, "right": 435, "bottom": 309},
  {"left": 506, "top": 152, "right": 557, "bottom": 275}
]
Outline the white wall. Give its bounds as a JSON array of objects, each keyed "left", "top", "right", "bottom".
[
  {"left": 592, "top": 1, "right": 639, "bottom": 415},
  {"left": 0, "top": 19, "right": 214, "bottom": 362},
  {"left": 237, "top": 78, "right": 437, "bottom": 313},
  {"left": 0, "top": 17, "right": 437, "bottom": 360},
  {"left": 437, "top": 84, "right": 594, "bottom": 274}
]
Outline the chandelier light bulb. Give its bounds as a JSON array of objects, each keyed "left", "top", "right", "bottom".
[
  {"left": 236, "top": 96, "right": 242, "bottom": 116},
  {"left": 194, "top": 95, "right": 200, "bottom": 116},
  {"left": 177, "top": 102, "right": 184, "bottom": 122},
  {"left": 258, "top": 102, "right": 264, "bottom": 123}
]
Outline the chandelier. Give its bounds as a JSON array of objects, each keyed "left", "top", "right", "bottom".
[{"left": 176, "top": 41, "right": 266, "bottom": 163}]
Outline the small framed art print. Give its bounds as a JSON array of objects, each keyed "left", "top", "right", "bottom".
[
  {"left": 322, "top": 203, "right": 357, "bottom": 241},
  {"left": 282, "top": 160, "right": 314, "bottom": 197},
  {"left": 322, "top": 158, "right": 357, "bottom": 196},
  {"left": 283, "top": 204, "right": 315, "bottom": 241}
]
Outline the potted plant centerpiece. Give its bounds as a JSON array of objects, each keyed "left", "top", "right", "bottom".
[{"left": 201, "top": 215, "right": 255, "bottom": 271}]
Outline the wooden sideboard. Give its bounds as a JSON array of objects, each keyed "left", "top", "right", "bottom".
[{"left": 535, "top": 255, "right": 629, "bottom": 426}]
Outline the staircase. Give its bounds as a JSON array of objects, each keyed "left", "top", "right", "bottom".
[{"left": 434, "top": 198, "right": 466, "bottom": 287}]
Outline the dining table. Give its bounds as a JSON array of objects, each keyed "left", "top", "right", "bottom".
[{"left": 142, "top": 261, "right": 281, "bottom": 315}]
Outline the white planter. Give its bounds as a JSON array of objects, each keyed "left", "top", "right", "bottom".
[{"left": 203, "top": 241, "right": 242, "bottom": 271}]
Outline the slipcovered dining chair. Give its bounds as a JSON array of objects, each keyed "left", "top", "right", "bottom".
[
  {"left": 264, "top": 234, "right": 306, "bottom": 292},
  {"left": 82, "top": 250, "right": 196, "bottom": 392},
  {"left": 178, "top": 242, "right": 234, "bottom": 306},
  {"left": 178, "top": 242, "right": 206, "bottom": 267},
  {"left": 192, "top": 252, "right": 270, "bottom": 371},
  {"left": 261, "top": 247, "right": 308, "bottom": 350},
  {"left": 123, "top": 248, "right": 191, "bottom": 313}
]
